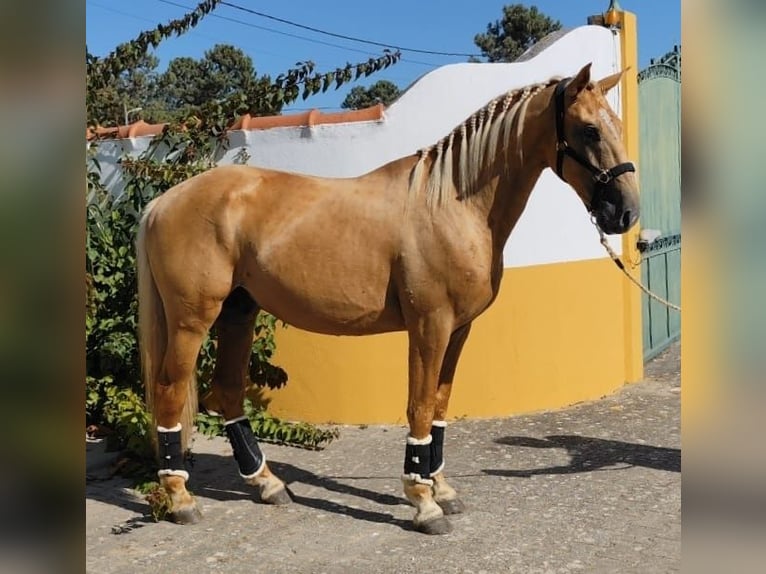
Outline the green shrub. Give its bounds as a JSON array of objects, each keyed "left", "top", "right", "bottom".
[
  {"left": 196, "top": 398, "right": 339, "bottom": 450},
  {"left": 86, "top": 123, "right": 338, "bottom": 472}
]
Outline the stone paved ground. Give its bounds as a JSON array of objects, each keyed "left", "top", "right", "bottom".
[{"left": 86, "top": 342, "right": 680, "bottom": 574}]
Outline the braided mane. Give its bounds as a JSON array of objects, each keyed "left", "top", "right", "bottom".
[{"left": 410, "top": 77, "right": 561, "bottom": 207}]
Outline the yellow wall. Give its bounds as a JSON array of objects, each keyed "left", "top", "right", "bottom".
[
  {"left": 257, "top": 11, "right": 643, "bottom": 425},
  {"left": 263, "top": 258, "right": 627, "bottom": 424}
]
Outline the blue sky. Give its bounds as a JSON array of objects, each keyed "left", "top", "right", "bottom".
[{"left": 86, "top": 0, "right": 680, "bottom": 113}]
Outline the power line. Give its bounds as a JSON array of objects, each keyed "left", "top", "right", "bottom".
[
  {"left": 157, "top": 0, "right": 378, "bottom": 58},
  {"left": 157, "top": 0, "right": 439, "bottom": 67},
  {"left": 89, "top": 0, "right": 285, "bottom": 62},
  {"left": 219, "top": 0, "right": 482, "bottom": 58},
  {"left": 89, "top": 1, "right": 160, "bottom": 27}
]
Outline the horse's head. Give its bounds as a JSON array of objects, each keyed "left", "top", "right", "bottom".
[{"left": 550, "top": 63, "right": 640, "bottom": 235}]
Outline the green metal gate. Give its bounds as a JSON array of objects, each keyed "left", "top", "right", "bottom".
[{"left": 638, "top": 46, "right": 681, "bottom": 360}]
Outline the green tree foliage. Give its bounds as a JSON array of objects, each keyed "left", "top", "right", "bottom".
[
  {"left": 473, "top": 4, "right": 562, "bottom": 63},
  {"left": 341, "top": 80, "right": 401, "bottom": 110},
  {"left": 86, "top": 0, "right": 400, "bottom": 126},
  {"left": 154, "top": 44, "right": 277, "bottom": 120},
  {"left": 87, "top": 52, "right": 162, "bottom": 127},
  {"left": 87, "top": 0, "right": 225, "bottom": 125}
]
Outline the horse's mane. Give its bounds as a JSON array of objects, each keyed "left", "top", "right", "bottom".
[{"left": 410, "top": 76, "right": 562, "bottom": 207}]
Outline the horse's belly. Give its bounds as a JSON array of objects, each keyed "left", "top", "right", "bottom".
[{"left": 241, "top": 265, "right": 405, "bottom": 336}]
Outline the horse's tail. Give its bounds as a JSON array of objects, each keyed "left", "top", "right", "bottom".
[{"left": 137, "top": 199, "right": 197, "bottom": 453}]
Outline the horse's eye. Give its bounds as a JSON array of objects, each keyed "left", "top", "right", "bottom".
[{"left": 584, "top": 125, "right": 601, "bottom": 142}]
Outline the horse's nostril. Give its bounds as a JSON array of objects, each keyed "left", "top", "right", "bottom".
[{"left": 622, "top": 210, "right": 632, "bottom": 229}]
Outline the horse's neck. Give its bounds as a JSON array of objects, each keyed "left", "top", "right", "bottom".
[
  {"left": 484, "top": 163, "right": 544, "bottom": 251},
  {"left": 466, "top": 98, "right": 550, "bottom": 251}
]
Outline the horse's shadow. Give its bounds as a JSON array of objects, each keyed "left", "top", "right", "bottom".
[
  {"left": 85, "top": 440, "right": 150, "bottom": 516},
  {"left": 86, "top": 445, "right": 414, "bottom": 532},
  {"left": 87, "top": 433, "right": 680, "bottom": 532},
  {"left": 192, "top": 453, "right": 414, "bottom": 530},
  {"left": 482, "top": 434, "right": 681, "bottom": 477}
]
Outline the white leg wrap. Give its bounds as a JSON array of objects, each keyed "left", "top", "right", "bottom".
[
  {"left": 223, "top": 415, "right": 249, "bottom": 426},
  {"left": 239, "top": 455, "right": 267, "bottom": 480},
  {"left": 158, "top": 469, "right": 189, "bottom": 481},
  {"left": 430, "top": 421, "right": 447, "bottom": 476},
  {"left": 406, "top": 434, "right": 433, "bottom": 446},
  {"left": 402, "top": 473, "right": 434, "bottom": 486},
  {"left": 225, "top": 416, "right": 266, "bottom": 478},
  {"left": 403, "top": 433, "right": 433, "bottom": 484},
  {"left": 157, "top": 424, "right": 186, "bottom": 478},
  {"left": 430, "top": 461, "right": 445, "bottom": 477}
]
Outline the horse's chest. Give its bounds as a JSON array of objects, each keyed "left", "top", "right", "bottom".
[{"left": 445, "top": 257, "right": 497, "bottom": 321}]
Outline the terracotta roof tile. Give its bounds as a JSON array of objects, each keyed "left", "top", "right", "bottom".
[{"left": 86, "top": 104, "right": 385, "bottom": 141}]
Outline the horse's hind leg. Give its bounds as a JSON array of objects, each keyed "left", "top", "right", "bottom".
[
  {"left": 430, "top": 322, "right": 472, "bottom": 515},
  {"left": 155, "top": 318, "right": 218, "bottom": 524},
  {"left": 210, "top": 288, "right": 290, "bottom": 505}
]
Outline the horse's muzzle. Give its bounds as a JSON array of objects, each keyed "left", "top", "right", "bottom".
[{"left": 594, "top": 200, "right": 639, "bottom": 235}]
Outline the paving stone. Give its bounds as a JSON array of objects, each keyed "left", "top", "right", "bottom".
[{"left": 86, "top": 342, "right": 680, "bottom": 573}]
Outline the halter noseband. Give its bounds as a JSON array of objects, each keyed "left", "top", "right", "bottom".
[{"left": 554, "top": 78, "right": 635, "bottom": 209}]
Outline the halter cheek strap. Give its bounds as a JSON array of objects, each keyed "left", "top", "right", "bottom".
[{"left": 554, "top": 78, "right": 635, "bottom": 208}]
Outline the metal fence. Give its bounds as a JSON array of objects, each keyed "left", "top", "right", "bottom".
[
  {"left": 638, "top": 46, "right": 681, "bottom": 360},
  {"left": 639, "top": 234, "right": 681, "bottom": 360}
]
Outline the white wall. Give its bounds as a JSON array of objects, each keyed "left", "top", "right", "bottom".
[{"left": 91, "top": 25, "right": 625, "bottom": 267}]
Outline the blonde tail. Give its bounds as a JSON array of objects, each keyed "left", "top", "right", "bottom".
[{"left": 137, "top": 199, "right": 197, "bottom": 452}]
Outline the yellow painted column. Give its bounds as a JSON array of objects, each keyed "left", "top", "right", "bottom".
[{"left": 617, "top": 10, "right": 644, "bottom": 382}]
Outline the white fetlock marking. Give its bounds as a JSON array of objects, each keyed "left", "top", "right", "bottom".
[
  {"left": 239, "top": 455, "right": 267, "bottom": 480},
  {"left": 157, "top": 423, "right": 182, "bottom": 432},
  {"left": 406, "top": 434, "right": 432, "bottom": 446},
  {"left": 158, "top": 469, "right": 189, "bottom": 481},
  {"left": 432, "top": 478, "right": 458, "bottom": 502},
  {"left": 402, "top": 473, "right": 434, "bottom": 487}
]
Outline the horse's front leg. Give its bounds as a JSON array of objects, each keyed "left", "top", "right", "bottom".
[
  {"left": 402, "top": 315, "right": 453, "bottom": 535},
  {"left": 430, "top": 322, "right": 472, "bottom": 515}
]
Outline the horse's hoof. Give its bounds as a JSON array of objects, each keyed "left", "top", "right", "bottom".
[
  {"left": 436, "top": 498, "right": 466, "bottom": 515},
  {"left": 169, "top": 506, "right": 202, "bottom": 525},
  {"left": 415, "top": 516, "right": 453, "bottom": 535},
  {"left": 261, "top": 487, "right": 292, "bottom": 506}
]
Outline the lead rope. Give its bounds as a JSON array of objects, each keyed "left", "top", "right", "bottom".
[{"left": 593, "top": 218, "right": 682, "bottom": 312}]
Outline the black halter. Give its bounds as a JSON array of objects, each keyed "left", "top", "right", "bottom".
[{"left": 554, "top": 78, "right": 635, "bottom": 209}]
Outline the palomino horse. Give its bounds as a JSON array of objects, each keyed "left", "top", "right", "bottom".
[{"left": 137, "top": 63, "right": 639, "bottom": 534}]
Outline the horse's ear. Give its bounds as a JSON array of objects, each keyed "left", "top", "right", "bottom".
[
  {"left": 597, "top": 68, "right": 629, "bottom": 94},
  {"left": 566, "top": 63, "right": 592, "bottom": 100}
]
